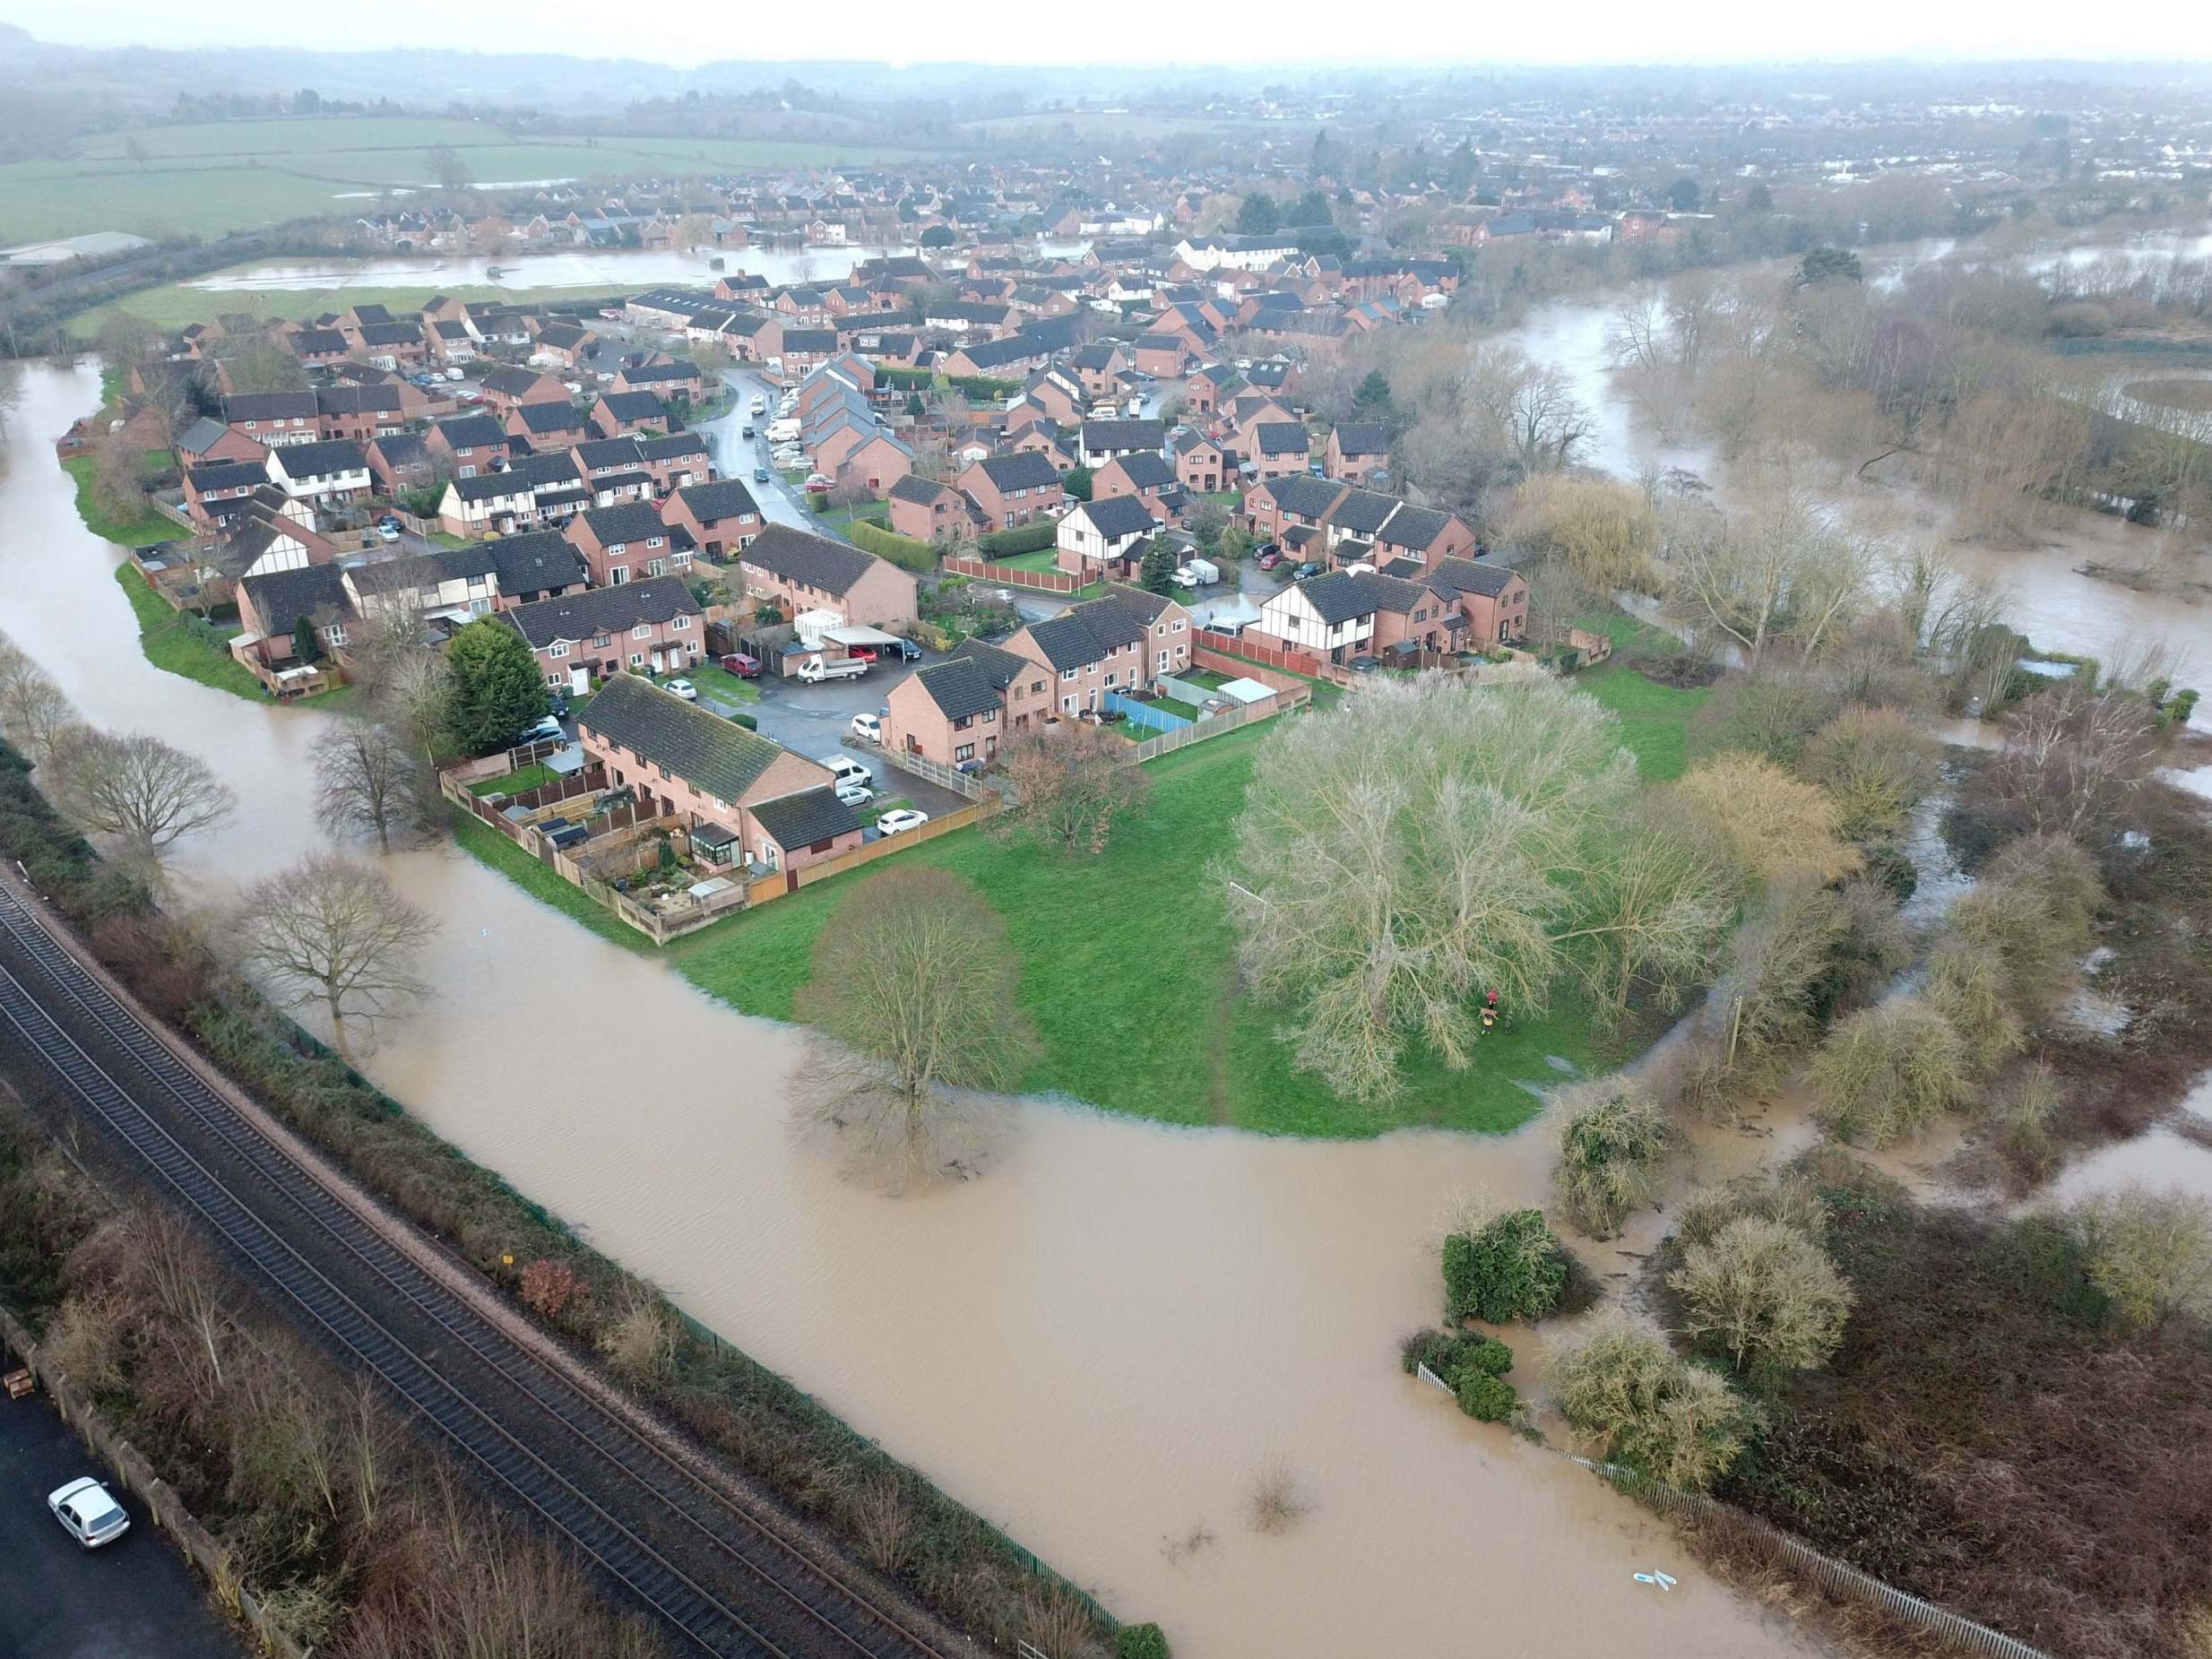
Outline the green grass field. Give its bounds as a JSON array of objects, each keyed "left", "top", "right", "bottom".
[
  {"left": 111, "top": 566, "right": 265, "bottom": 701},
  {"left": 61, "top": 454, "right": 177, "bottom": 547},
  {"left": 68, "top": 275, "right": 626, "bottom": 340},
  {"left": 5, "top": 117, "right": 926, "bottom": 243},
  {"left": 470, "top": 763, "right": 560, "bottom": 798}
]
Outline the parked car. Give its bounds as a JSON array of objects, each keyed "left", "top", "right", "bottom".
[
  {"left": 844, "top": 644, "right": 878, "bottom": 664},
  {"left": 376, "top": 521, "right": 402, "bottom": 542},
  {"left": 516, "top": 715, "right": 565, "bottom": 747},
  {"left": 881, "top": 638, "right": 922, "bottom": 662},
  {"left": 749, "top": 397, "right": 766, "bottom": 415},
  {"left": 664, "top": 678, "right": 697, "bottom": 701},
  {"left": 877, "top": 808, "right": 929, "bottom": 836},
  {"left": 1292, "top": 561, "right": 1322, "bottom": 580},
  {"left": 822, "top": 755, "right": 875, "bottom": 791},
  {"left": 754, "top": 465, "right": 771, "bottom": 483},
  {"left": 719, "top": 652, "right": 760, "bottom": 678},
  {"left": 48, "top": 1478, "right": 130, "bottom": 1549},
  {"left": 804, "top": 473, "right": 833, "bottom": 493},
  {"left": 445, "top": 367, "right": 466, "bottom": 382},
  {"left": 834, "top": 781, "right": 874, "bottom": 808},
  {"left": 850, "top": 712, "right": 882, "bottom": 742},
  {"left": 546, "top": 693, "right": 570, "bottom": 719},
  {"left": 1255, "top": 541, "right": 1282, "bottom": 564}
]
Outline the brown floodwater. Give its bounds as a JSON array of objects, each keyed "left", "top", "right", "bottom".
[{"left": 3, "top": 360, "right": 1822, "bottom": 1656}]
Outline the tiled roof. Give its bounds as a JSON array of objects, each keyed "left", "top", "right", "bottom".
[
  {"left": 1074, "top": 494, "right": 1157, "bottom": 540},
  {"left": 750, "top": 785, "right": 862, "bottom": 850},
  {"left": 674, "top": 480, "right": 761, "bottom": 523},
  {"left": 578, "top": 670, "right": 788, "bottom": 805},
  {"left": 912, "top": 655, "right": 1006, "bottom": 721},
  {"left": 740, "top": 524, "right": 881, "bottom": 596},
  {"left": 1425, "top": 557, "right": 1518, "bottom": 599}
]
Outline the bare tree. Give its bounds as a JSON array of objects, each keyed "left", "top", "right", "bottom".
[
  {"left": 350, "top": 605, "right": 451, "bottom": 757},
  {"left": 1463, "top": 343, "right": 1589, "bottom": 474},
  {"left": 995, "top": 723, "right": 1151, "bottom": 854},
  {"left": 792, "top": 868, "right": 1039, "bottom": 1176},
  {"left": 47, "top": 727, "right": 235, "bottom": 872},
  {"left": 0, "top": 635, "right": 78, "bottom": 765},
  {"left": 1662, "top": 487, "right": 1868, "bottom": 671},
  {"left": 235, "top": 854, "right": 437, "bottom": 1063},
  {"left": 1974, "top": 684, "right": 2161, "bottom": 846},
  {"left": 311, "top": 720, "right": 435, "bottom": 853}
]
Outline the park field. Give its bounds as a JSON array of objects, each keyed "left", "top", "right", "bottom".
[
  {"left": 66, "top": 272, "right": 626, "bottom": 339},
  {"left": 4, "top": 116, "right": 925, "bottom": 243},
  {"left": 651, "top": 659, "right": 1706, "bottom": 1140}
]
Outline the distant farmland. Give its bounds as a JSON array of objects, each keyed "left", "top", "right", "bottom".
[{"left": 0, "top": 117, "right": 926, "bottom": 242}]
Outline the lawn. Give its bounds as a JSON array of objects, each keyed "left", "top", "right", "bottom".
[
  {"left": 450, "top": 814, "right": 652, "bottom": 955},
  {"left": 111, "top": 566, "right": 266, "bottom": 701},
  {"left": 61, "top": 454, "right": 177, "bottom": 548},
  {"left": 69, "top": 276, "right": 629, "bottom": 341},
  {"left": 666, "top": 693, "right": 1688, "bottom": 1138},
  {"left": 470, "top": 763, "right": 559, "bottom": 798},
  {"left": 683, "top": 663, "right": 761, "bottom": 704},
  {"left": 1574, "top": 660, "right": 1708, "bottom": 782}
]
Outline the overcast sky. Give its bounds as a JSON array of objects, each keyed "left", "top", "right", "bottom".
[{"left": 7, "top": 3, "right": 2210, "bottom": 69}]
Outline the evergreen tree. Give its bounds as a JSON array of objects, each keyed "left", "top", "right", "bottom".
[
  {"left": 1139, "top": 536, "right": 1179, "bottom": 596},
  {"left": 1236, "top": 193, "right": 1280, "bottom": 236},
  {"left": 445, "top": 617, "right": 549, "bottom": 755},
  {"left": 291, "top": 615, "right": 322, "bottom": 665}
]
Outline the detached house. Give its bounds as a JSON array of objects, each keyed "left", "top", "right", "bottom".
[
  {"left": 883, "top": 642, "right": 1026, "bottom": 769},
  {"left": 1056, "top": 494, "right": 1159, "bottom": 577},
  {"left": 958, "top": 451, "right": 1064, "bottom": 529},
  {"left": 478, "top": 365, "right": 571, "bottom": 414},
  {"left": 591, "top": 391, "right": 671, "bottom": 439},
  {"left": 888, "top": 474, "right": 970, "bottom": 545},
  {"left": 1250, "top": 422, "right": 1311, "bottom": 482},
  {"left": 1092, "top": 451, "right": 1187, "bottom": 523},
  {"left": 739, "top": 524, "right": 918, "bottom": 631}
]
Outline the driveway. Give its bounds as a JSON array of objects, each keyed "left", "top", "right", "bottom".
[
  {"left": 744, "top": 657, "right": 922, "bottom": 756},
  {"left": 0, "top": 1378, "right": 245, "bottom": 1659}
]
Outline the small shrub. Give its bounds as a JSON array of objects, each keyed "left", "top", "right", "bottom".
[
  {"left": 1798, "top": 704, "right": 1940, "bottom": 839},
  {"left": 1443, "top": 1207, "right": 1568, "bottom": 1324},
  {"left": 1859, "top": 842, "right": 1918, "bottom": 903},
  {"left": 1552, "top": 1315, "right": 1762, "bottom": 1492},
  {"left": 519, "top": 1257, "right": 583, "bottom": 1320},
  {"left": 1248, "top": 1460, "right": 1312, "bottom": 1534},
  {"left": 1456, "top": 1373, "right": 1520, "bottom": 1422},
  {"left": 1677, "top": 1172, "right": 1829, "bottom": 1250},
  {"left": 1117, "top": 1622, "right": 1171, "bottom": 1659},
  {"left": 1400, "top": 1327, "right": 1514, "bottom": 1385},
  {"left": 1925, "top": 943, "right": 2026, "bottom": 1081}
]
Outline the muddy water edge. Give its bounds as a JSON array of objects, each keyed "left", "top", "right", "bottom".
[{"left": 1, "top": 361, "right": 1815, "bottom": 1655}]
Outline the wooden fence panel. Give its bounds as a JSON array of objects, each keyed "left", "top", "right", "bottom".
[{"left": 943, "top": 556, "right": 1080, "bottom": 594}]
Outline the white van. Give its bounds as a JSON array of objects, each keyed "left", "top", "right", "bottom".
[
  {"left": 765, "top": 418, "right": 802, "bottom": 445},
  {"left": 821, "top": 755, "right": 875, "bottom": 791}
]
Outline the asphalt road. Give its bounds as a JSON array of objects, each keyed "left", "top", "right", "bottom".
[{"left": 0, "top": 1380, "right": 244, "bottom": 1659}]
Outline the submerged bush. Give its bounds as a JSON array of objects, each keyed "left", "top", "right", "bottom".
[
  {"left": 1552, "top": 1315, "right": 1761, "bottom": 1492},
  {"left": 1668, "top": 1215, "right": 1854, "bottom": 1375},
  {"left": 1809, "top": 997, "right": 1970, "bottom": 1145},
  {"left": 1443, "top": 1207, "right": 1568, "bottom": 1323},
  {"left": 1552, "top": 1075, "right": 1670, "bottom": 1238},
  {"left": 1116, "top": 1622, "right": 1171, "bottom": 1659}
]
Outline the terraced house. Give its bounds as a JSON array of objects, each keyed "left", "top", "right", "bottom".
[
  {"left": 1006, "top": 585, "right": 1194, "bottom": 716},
  {"left": 738, "top": 524, "right": 917, "bottom": 630},
  {"left": 576, "top": 674, "right": 844, "bottom": 874},
  {"left": 503, "top": 575, "right": 704, "bottom": 687},
  {"left": 565, "top": 502, "right": 691, "bottom": 586}
]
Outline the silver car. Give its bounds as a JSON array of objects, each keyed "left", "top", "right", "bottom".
[{"left": 48, "top": 1477, "right": 130, "bottom": 1548}]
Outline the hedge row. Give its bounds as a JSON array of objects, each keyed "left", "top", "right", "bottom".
[
  {"left": 849, "top": 518, "right": 940, "bottom": 572},
  {"left": 948, "top": 375, "right": 1019, "bottom": 402},
  {"left": 976, "top": 518, "right": 1058, "bottom": 557},
  {"left": 874, "top": 366, "right": 935, "bottom": 390}
]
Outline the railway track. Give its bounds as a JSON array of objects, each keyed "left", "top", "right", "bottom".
[{"left": 0, "top": 869, "right": 952, "bottom": 1659}]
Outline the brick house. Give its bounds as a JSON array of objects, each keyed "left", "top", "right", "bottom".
[
  {"left": 425, "top": 412, "right": 512, "bottom": 477},
  {"left": 958, "top": 451, "right": 1064, "bottom": 530},
  {"left": 1172, "top": 431, "right": 1230, "bottom": 494},
  {"left": 820, "top": 428, "right": 914, "bottom": 498},
  {"left": 1130, "top": 333, "right": 1189, "bottom": 378},
  {"left": 635, "top": 431, "right": 712, "bottom": 496},
  {"left": 739, "top": 524, "right": 918, "bottom": 629},
  {"left": 1421, "top": 557, "right": 1529, "bottom": 648},
  {"left": 478, "top": 365, "right": 571, "bottom": 414},
  {"left": 506, "top": 400, "right": 592, "bottom": 445},
  {"left": 591, "top": 391, "right": 671, "bottom": 438},
  {"left": 222, "top": 390, "right": 319, "bottom": 448},
  {"left": 1242, "top": 474, "right": 1348, "bottom": 543},
  {"left": 887, "top": 474, "right": 971, "bottom": 544},
  {"left": 884, "top": 642, "right": 1022, "bottom": 768},
  {"left": 661, "top": 480, "right": 764, "bottom": 560},
  {"left": 576, "top": 673, "right": 840, "bottom": 871},
  {"left": 565, "top": 502, "right": 691, "bottom": 586},
  {"left": 503, "top": 575, "right": 705, "bottom": 686},
  {"left": 183, "top": 457, "right": 269, "bottom": 524},
  {"left": 1078, "top": 418, "right": 1168, "bottom": 469},
  {"left": 1007, "top": 586, "right": 1195, "bottom": 715},
  {"left": 1091, "top": 452, "right": 1187, "bottom": 523},
  {"left": 235, "top": 562, "right": 353, "bottom": 671},
  {"left": 1250, "top": 422, "right": 1311, "bottom": 481},
  {"left": 746, "top": 785, "right": 867, "bottom": 875},
  {"left": 1325, "top": 423, "right": 1390, "bottom": 484},
  {"left": 1008, "top": 420, "right": 1078, "bottom": 472},
  {"left": 267, "top": 439, "right": 372, "bottom": 508},
  {"left": 367, "top": 432, "right": 434, "bottom": 494},
  {"left": 1067, "top": 342, "right": 1129, "bottom": 398},
  {"left": 613, "top": 359, "right": 707, "bottom": 402},
  {"left": 175, "top": 417, "right": 268, "bottom": 467}
]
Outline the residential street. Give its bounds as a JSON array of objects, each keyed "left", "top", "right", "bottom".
[{"left": 0, "top": 1381, "right": 244, "bottom": 1659}]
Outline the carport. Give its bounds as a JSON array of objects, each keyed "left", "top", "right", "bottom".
[{"left": 820, "top": 625, "right": 903, "bottom": 651}]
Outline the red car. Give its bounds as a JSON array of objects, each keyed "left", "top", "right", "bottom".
[
  {"left": 844, "top": 645, "right": 878, "bottom": 664},
  {"left": 719, "top": 652, "right": 761, "bottom": 678},
  {"left": 1256, "top": 547, "right": 1283, "bottom": 570}
]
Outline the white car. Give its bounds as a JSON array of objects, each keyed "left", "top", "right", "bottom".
[
  {"left": 850, "top": 712, "right": 882, "bottom": 742},
  {"left": 664, "top": 678, "right": 697, "bottom": 701},
  {"left": 877, "top": 808, "right": 929, "bottom": 836},
  {"left": 48, "top": 1478, "right": 130, "bottom": 1549},
  {"left": 834, "top": 780, "right": 874, "bottom": 808}
]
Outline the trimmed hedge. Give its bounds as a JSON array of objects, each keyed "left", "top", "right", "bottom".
[
  {"left": 849, "top": 518, "right": 940, "bottom": 572},
  {"left": 976, "top": 518, "right": 1058, "bottom": 557},
  {"left": 1117, "top": 1623, "right": 1171, "bottom": 1659},
  {"left": 948, "top": 375, "right": 1018, "bottom": 402},
  {"left": 875, "top": 366, "right": 934, "bottom": 390}
]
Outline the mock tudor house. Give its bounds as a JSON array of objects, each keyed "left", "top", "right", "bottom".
[
  {"left": 738, "top": 524, "right": 917, "bottom": 630},
  {"left": 266, "top": 439, "right": 371, "bottom": 508},
  {"left": 1056, "top": 494, "right": 1159, "bottom": 577},
  {"left": 577, "top": 673, "right": 848, "bottom": 873},
  {"left": 503, "top": 575, "right": 704, "bottom": 687}
]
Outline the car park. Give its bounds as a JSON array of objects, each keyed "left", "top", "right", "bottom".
[
  {"left": 48, "top": 1478, "right": 130, "bottom": 1549},
  {"left": 664, "top": 678, "right": 697, "bottom": 700},
  {"left": 877, "top": 808, "right": 929, "bottom": 836},
  {"left": 850, "top": 712, "right": 882, "bottom": 742}
]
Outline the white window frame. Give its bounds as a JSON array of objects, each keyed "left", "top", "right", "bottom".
[{"left": 548, "top": 642, "right": 571, "bottom": 659}]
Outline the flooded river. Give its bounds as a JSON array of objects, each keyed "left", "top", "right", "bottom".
[{"left": 2, "top": 360, "right": 1813, "bottom": 1655}]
